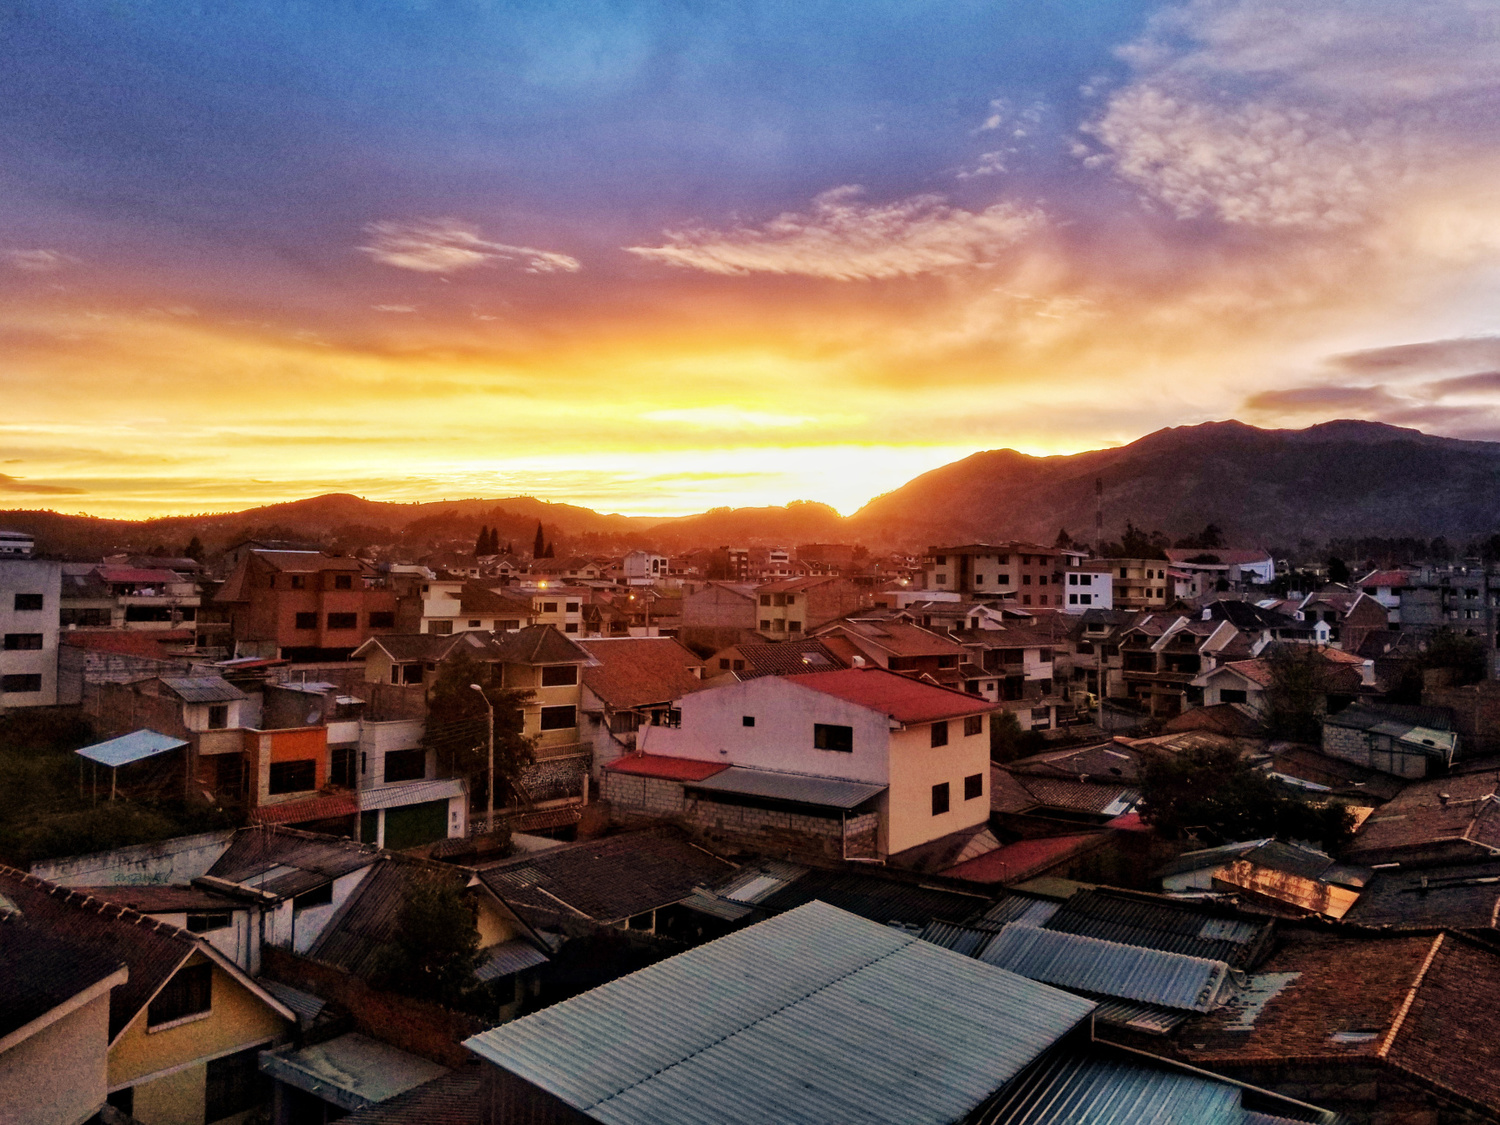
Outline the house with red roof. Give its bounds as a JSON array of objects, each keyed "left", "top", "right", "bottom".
[{"left": 604, "top": 666, "right": 998, "bottom": 859}]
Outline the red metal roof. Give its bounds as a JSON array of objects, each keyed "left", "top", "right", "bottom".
[
  {"left": 95, "top": 566, "right": 181, "bottom": 584},
  {"left": 251, "top": 793, "right": 359, "bottom": 825},
  {"left": 784, "top": 667, "right": 994, "bottom": 724},
  {"left": 61, "top": 629, "right": 196, "bottom": 657},
  {"left": 941, "top": 833, "right": 1104, "bottom": 885},
  {"left": 603, "top": 754, "right": 729, "bottom": 782}
]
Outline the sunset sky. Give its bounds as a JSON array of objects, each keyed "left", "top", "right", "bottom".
[{"left": 4, "top": 0, "right": 1500, "bottom": 519}]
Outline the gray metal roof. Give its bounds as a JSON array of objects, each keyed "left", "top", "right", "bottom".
[
  {"left": 259, "top": 1033, "right": 448, "bottom": 1112},
  {"left": 918, "top": 919, "right": 1000, "bottom": 957},
  {"left": 464, "top": 900, "right": 1095, "bottom": 1125},
  {"left": 260, "top": 979, "right": 328, "bottom": 1027},
  {"left": 358, "top": 778, "right": 465, "bottom": 812},
  {"left": 685, "top": 767, "right": 886, "bottom": 810},
  {"left": 158, "top": 675, "right": 247, "bottom": 703},
  {"left": 76, "top": 730, "right": 188, "bottom": 767},
  {"left": 978, "top": 924, "right": 1238, "bottom": 1013},
  {"left": 974, "top": 1049, "right": 1250, "bottom": 1125},
  {"left": 476, "top": 939, "right": 549, "bottom": 981}
]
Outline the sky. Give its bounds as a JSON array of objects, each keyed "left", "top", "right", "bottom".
[{"left": 3, "top": 0, "right": 1500, "bottom": 519}]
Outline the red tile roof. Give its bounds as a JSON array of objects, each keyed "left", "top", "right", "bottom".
[
  {"left": 604, "top": 754, "right": 729, "bottom": 782},
  {"left": 785, "top": 667, "right": 995, "bottom": 724},
  {"left": 94, "top": 566, "right": 181, "bottom": 584},
  {"left": 941, "top": 833, "right": 1105, "bottom": 885},
  {"left": 578, "top": 638, "right": 706, "bottom": 709},
  {"left": 251, "top": 793, "right": 360, "bottom": 825},
  {"left": 61, "top": 629, "right": 197, "bottom": 658}
]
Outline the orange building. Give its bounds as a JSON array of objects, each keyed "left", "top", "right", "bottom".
[{"left": 213, "top": 550, "right": 399, "bottom": 661}]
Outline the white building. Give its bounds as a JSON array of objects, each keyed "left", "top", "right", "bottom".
[
  {"left": 1062, "top": 566, "right": 1114, "bottom": 613},
  {"left": 0, "top": 528, "right": 35, "bottom": 558},
  {"left": 622, "top": 550, "right": 668, "bottom": 586},
  {"left": 0, "top": 558, "right": 62, "bottom": 707}
]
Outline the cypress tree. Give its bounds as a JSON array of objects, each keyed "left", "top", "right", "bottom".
[{"left": 532, "top": 521, "right": 545, "bottom": 559}]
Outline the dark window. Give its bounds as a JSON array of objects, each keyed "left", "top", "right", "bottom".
[
  {"left": 541, "top": 664, "right": 579, "bottom": 687},
  {"left": 540, "top": 705, "right": 576, "bottom": 730},
  {"left": 206, "top": 1046, "right": 267, "bottom": 1122},
  {"left": 294, "top": 612, "right": 317, "bottom": 630},
  {"left": 542, "top": 601, "right": 557, "bottom": 612},
  {"left": 760, "top": 619, "right": 772, "bottom": 630},
  {"left": 997, "top": 573, "right": 1009, "bottom": 585},
  {"left": 147, "top": 963, "right": 211, "bottom": 1027},
  {"left": 498, "top": 619, "right": 520, "bottom": 631},
  {"left": 369, "top": 611, "right": 395, "bottom": 629},
  {"left": 732, "top": 659, "right": 745, "bottom": 671},
  {"left": 292, "top": 882, "right": 333, "bottom": 910},
  {"left": 334, "top": 574, "right": 353, "bottom": 589},
  {"left": 563, "top": 622, "right": 578, "bottom": 633},
  {"left": 124, "top": 605, "right": 172, "bottom": 622},
  {"left": 785, "top": 594, "right": 796, "bottom": 606},
  {"left": 468, "top": 619, "right": 481, "bottom": 628},
  {"left": 428, "top": 620, "right": 453, "bottom": 635},
  {"left": 934, "top": 555, "right": 946, "bottom": 565},
  {"left": 932, "top": 782, "right": 950, "bottom": 815},
  {"left": 814, "top": 723, "right": 854, "bottom": 752},
  {"left": 290, "top": 575, "right": 306, "bottom": 589},
  {"left": 1039, "top": 648, "right": 1053, "bottom": 663},
  {"left": 3, "top": 633, "right": 43, "bottom": 650},
  {"left": 383, "top": 747, "right": 426, "bottom": 783},
  {"left": 565, "top": 602, "right": 580, "bottom": 612},
  {"left": 789, "top": 621, "right": 802, "bottom": 632},
  {"left": 12, "top": 593, "right": 42, "bottom": 611},
  {"left": 937, "top": 655, "right": 957, "bottom": 668},
  {"left": 719, "top": 658, "right": 731, "bottom": 669},
  {"left": 268, "top": 759, "right": 316, "bottom": 794},
  {"left": 931, "top": 720, "right": 949, "bottom": 747},
  {"left": 326, "top": 612, "right": 357, "bottom": 630},
  {"left": 207, "top": 704, "right": 228, "bottom": 730},
  {"left": 1, "top": 674, "right": 42, "bottom": 693},
  {"left": 331, "top": 745, "right": 357, "bottom": 787},
  {"left": 964, "top": 773, "right": 983, "bottom": 800},
  {"left": 187, "top": 912, "right": 231, "bottom": 933},
  {"left": 1220, "top": 689, "right": 1248, "bottom": 704},
  {"left": 964, "top": 714, "right": 984, "bottom": 737},
  {"left": 60, "top": 607, "right": 110, "bottom": 627},
  {"left": 400, "top": 664, "right": 423, "bottom": 685},
  {"left": 742, "top": 715, "right": 755, "bottom": 727}
]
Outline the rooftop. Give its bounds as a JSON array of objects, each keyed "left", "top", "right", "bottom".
[
  {"left": 578, "top": 637, "right": 705, "bottom": 709},
  {"left": 0, "top": 914, "right": 127, "bottom": 1043},
  {"left": 206, "top": 826, "right": 380, "bottom": 899},
  {"left": 784, "top": 666, "right": 995, "bottom": 724},
  {"left": 464, "top": 900, "right": 1096, "bottom": 1125}
]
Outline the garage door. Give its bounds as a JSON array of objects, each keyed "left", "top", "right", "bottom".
[{"left": 383, "top": 799, "right": 449, "bottom": 850}]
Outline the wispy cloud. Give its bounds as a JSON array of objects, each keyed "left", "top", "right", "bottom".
[
  {"left": 359, "top": 219, "right": 581, "bottom": 274},
  {"left": 0, "top": 473, "right": 86, "bottom": 495},
  {"left": 624, "top": 186, "right": 1044, "bottom": 281},
  {"left": 4, "top": 249, "right": 77, "bottom": 272},
  {"left": 372, "top": 304, "right": 417, "bottom": 313}
]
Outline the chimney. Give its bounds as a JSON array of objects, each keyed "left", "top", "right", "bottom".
[{"left": 851, "top": 655, "right": 867, "bottom": 668}]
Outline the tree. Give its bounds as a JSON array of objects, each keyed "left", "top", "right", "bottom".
[
  {"left": 543, "top": 540, "right": 555, "bottom": 558},
  {"left": 420, "top": 648, "right": 534, "bottom": 808},
  {"left": 1172, "top": 523, "right": 1225, "bottom": 550},
  {"left": 1054, "top": 528, "right": 1074, "bottom": 550},
  {"left": 1137, "top": 743, "right": 1354, "bottom": 852},
  {"left": 1262, "top": 644, "right": 1335, "bottom": 742},
  {"left": 532, "top": 520, "right": 546, "bottom": 559},
  {"left": 181, "top": 536, "right": 204, "bottom": 561},
  {"left": 989, "top": 710, "right": 1048, "bottom": 763},
  {"left": 1327, "top": 556, "right": 1351, "bottom": 584},
  {"left": 474, "top": 525, "right": 490, "bottom": 556},
  {"left": 369, "top": 876, "right": 485, "bottom": 1008}
]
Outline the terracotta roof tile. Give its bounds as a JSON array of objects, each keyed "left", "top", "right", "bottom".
[
  {"left": 578, "top": 637, "right": 705, "bottom": 709},
  {"left": 784, "top": 667, "right": 995, "bottom": 724}
]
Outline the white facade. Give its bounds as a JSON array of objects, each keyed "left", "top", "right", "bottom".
[
  {"left": 0, "top": 559, "right": 61, "bottom": 708},
  {"left": 623, "top": 550, "right": 668, "bottom": 585},
  {"left": 0, "top": 529, "right": 34, "bottom": 558},
  {"left": 1062, "top": 569, "right": 1113, "bottom": 613}
]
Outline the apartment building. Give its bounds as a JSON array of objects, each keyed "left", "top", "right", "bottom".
[
  {"left": 0, "top": 558, "right": 62, "bottom": 708},
  {"left": 213, "top": 550, "right": 399, "bottom": 661},
  {"left": 923, "top": 542, "right": 1087, "bottom": 607}
]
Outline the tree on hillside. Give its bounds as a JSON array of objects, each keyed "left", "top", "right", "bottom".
[
  {"left": 543, "top": 540, "right": 555, "bottom": 558},
  {"left": 1101, "top": 521, "right": 1168, "bottom": 560},
  {"left": 1327, "top": 556, "right": 1351, "bottom": 584},
  {"left": 420, "top": 649, "right": 534, "bottom": 808},
  {"left": 532, "top": 520, "right": 546, "bottom": 559},
  {"left": 474, "top": 525, "right": 490, "bottom": 556},
  {"left": 1173, "top": 523, "right": 1224, "bottom": 550},
  {"left": 181, "top": 536, "right": 204, "bottom": 561},
  {"left": 1054, "top": 528, "right": 1075, "bottom": 550},
  {"left": 1138, "top": 743, "right": 1353, "bottom": 853}
]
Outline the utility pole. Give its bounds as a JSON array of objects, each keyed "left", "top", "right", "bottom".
[{"left": 470, "top": 683, "right": 495, "bottom": 834}]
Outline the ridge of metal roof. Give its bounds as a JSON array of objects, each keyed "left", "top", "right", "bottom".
[{"left": 685, "top": 766, "right": 886, "bottom": 810}]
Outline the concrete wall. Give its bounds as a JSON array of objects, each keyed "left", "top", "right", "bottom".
[
  {"left": 32, "top": 830, "right": 235, "bottom": 886},
  {"left": 0, "top": 986, "right": 113, "bottom": 1125},
  {"left": 885, "top": 719, "right": 990, "bottom": 855},
  {"left": 640, "top": 677, "right": 893, "bottom": 784}
]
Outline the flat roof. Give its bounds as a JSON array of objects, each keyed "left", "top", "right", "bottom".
[
  {"left": 686, "top": 766, "right": 885, "bottom": 810},
  {"left": 260, "top": 1032, "right": 448, "bottom": 1112},
  {"left": 76, "top": 730, "right": 188, "bottom": 767}
]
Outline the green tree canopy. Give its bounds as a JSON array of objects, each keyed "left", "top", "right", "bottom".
[
  {"left": 369, "top": 875, "right": 485, "bottom": 1009},
  {"left": 1262, "top": 644, "right": 1336, "bottom": 742},
  {"left": 1138, "top": 743, "right": 1354, "bottom": 853},
  {"left": 421, "top": 647, "right": 535, "bottom": 806}
]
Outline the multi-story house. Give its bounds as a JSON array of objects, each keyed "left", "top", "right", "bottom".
[
  {"left": 1106, "top": 558, "right": 1176, "bottom": 611},
  {"left": 1061, "top": 564, "right": 1114, "bottom": 612},
  {"left": 517, "top": 584, "right": 585, "bottom": 635},
  {"left": 0, "top": 557, "right": 61, "bottom": 708},
  {"left": 1163, "top": 548, "right": 1276, "bottom": 588},
  {"left": 411, "top": 579, "right": 535, "bottom": 635},
  {"left": 612, "top": 667, "right": 998, "bottom": 859},
  {"left": 622, "top": 549, "right": 669, "bottom": 586},
  {"left": 1117, "top": 614, "right": 1252, "bottom": 717},
  {"left": 922, "top": 542, "right": 1088, "bottom": 607},
  {"left": 812, "top": 615, "right": 970, "bottom": 688},
  {"left": 0, "top": 527, "right": 35, "bottom": 557},
  {"left": 213, "top": 550, "right": 399, "bottom": 661},
  {"left": 950, "top": 615, "right": 1070, "bottom": 728},
  {"left": 752, "top": 576, "right": 867, "bottom": 639}
]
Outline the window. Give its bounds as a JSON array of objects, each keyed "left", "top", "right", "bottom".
[
  {"left": 719, "top": 658, "right": 731, "bottom": 670},
  {"left": 207, "top": 704, "right": 228, "bottom": 730},
  {"left": 760, "top": 594, "right": 771, "bottom": 606},
  {"left": 290, "top": 574, "right": 306, "bottom": 589},
  {"left": 931, "top": 720, "right": 949, "bottom": 747},
  {"left": 566, "top": 602, "right": 580, "bottom": 612},
  {"left": 369, "top": 611, "right": 395, "bottom": 628},
  {"left": 1079, "top": 594, "right": 1092, "bottom": 605},
  {"left": 938, "top": 655, "right": 957, "bottom": 669},
  {"left": 934, "top": 555, "right": 947, "bottom": 566},
  {"left": 732, "top": 659, "right": 745, "bottom": 671},
  {"left": 1, "top": 674, "right": 42, "bottom": 693},
  {"left": 540, "top": 705, "right": 577, "bottom": 730},
  {"left": 789, "top": 621, "right": 802, "bottom": 633},
  {"left": 334, "top": 574, "right": 353, "bottom": 589},
  {"left": 936, "top": 574, "right": 947, "bottom": 584},
  {"left": 467, "top": 619, "right": 482, "bottom": 628},
  {"left": 148, "top": 963, "right": 211, "bottom": 1027},
  {"left": 813, "top": 723, "right": 853, "bottom": 752},
  {"left": 785, "top": 594, "right": 796, "bottom": 605},
  {"left": 383, "top": 747, "right": 426, "bottom": 783},
  {"left": 974, "top": 575, "right": 984, "bottom": 585},
  {"left": 292, "top": 882, "right": 333, "bottom": 910},
  {"left": 428, "top": 620, "right": 453, "bottom": 635},
  {"left": 1039, "top": 648, "right": 1053, "bottom": 663},
  {"left": 964, "top": 773, "right": 983, "bottom": 800},
  {"left": 1119, "top": 567, "right": 1128, "bottom": 579},
  {"left": 964, "top": 714, "right": 984, "bottom": 737},
  {"left": 498, "top": 619, "right": 519, "bottom": 631},
  {"left": 997, "top": 573, "right": 1009, "bottom": 585},
  {"left": 1038, "top": 575, "right": 1048, "bottom": 586},
  {"left": 931, "top": 782, "right": 950, "bottom": 816},
  {"left": 187, "top": 912, "right": 231, "bottom": 933},
  {"left": 1022, "top": 574, "right": 1032, "bottom": 585},
  {"left": 268, "top": 759, "right": 316, "bottom": 794},
  {"left": 1079, "top": 573, "right": 1092, "bottom": 586},
  {"left": 326, "top": 612, "right": 357, "bottom": 630},
  {"left": 294, "top": 612, "right": 317, "bottom": 630},
  {"left": 541, "top": 664, "right": 579, "bottom": 687},
  {"left": 13, "top": 593, "right": 42, "bottom": 611},
  {"left": 1069, "top": 593, "right": 1078, "bottom": 605},
  {"left": 3, "top": 634, "right": 43, "bottom": 650},
  {"left": 1220, "top": 689, "right": 1248, "bottom": 704},
  {"left": 760, "top": 619, "right": 772, "bottom": 630},
  {"left": 1038, "top": 595, "right": 1048, "bottom": 606},
  {"left": 1022, "top": 595, "right": 1032, "bottom": 605},
  {"left": 743, "top": 715, "right": 755, "bottom": 727},
  {"left": 124, "top": 605, "right": 172, "bottom": 623},
  {"left": 564, "top": 622, "right": 579, "bottom": 633},
  {"left": 206, "top": 1046, "right": 266, "bottom": 1123},
  {"left": 61, "top": 607, "right": 110, "bottom": 627},
  {"left": 398, "top": 664, "right": 423, "bottom": 685},
  {"left": 332, "top": 745, "right": 357, "bottom": 787}
]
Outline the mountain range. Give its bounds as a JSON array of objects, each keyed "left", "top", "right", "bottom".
[{"left": 6, "top": 419, "right": 1500, "bottom": 557}]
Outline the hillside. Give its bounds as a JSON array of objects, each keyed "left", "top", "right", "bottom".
[{"left": 7, "top": 419, "right": 1500, "bottom": 557}]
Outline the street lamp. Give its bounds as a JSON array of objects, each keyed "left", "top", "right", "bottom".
[{"left": 469, "top": 683, "right": 495, "bottom": 834}]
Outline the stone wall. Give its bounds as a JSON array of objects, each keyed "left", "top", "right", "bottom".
[{"left": 520, "top": 754, "right": 589, "bottom": 802}]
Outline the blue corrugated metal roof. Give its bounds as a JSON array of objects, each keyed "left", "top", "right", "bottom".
[
  {"left": 918, "top": 919, "right": 1000, "bottom": 957},
  {"left": 978, "top": 924, "right": 1238, "bottom": 1013},
  {"left": 686, "top": 767, "right": 886, "bottom": 810},
  {"left": 476, "top": 939, "right": 549, "bottom": 981},
  {"left": 974, "top": 1050, "right": 1247, "bottom": 1125},
  {"left": 76, "top": 729, "right": 188, "bottom": 767},
  {"left": 464, "top": 901, "right": 1096, "bottom": 1125}
]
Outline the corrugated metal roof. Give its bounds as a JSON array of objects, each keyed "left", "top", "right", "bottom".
[
  {"left": 260, "top": 1033, "right": 448, "bottom": 1112},
  {"left": 978, "top": 924, "right": 1238, "bottom": 1013},
  {"left": 261, "top": 979, "right": 328, "bottom": 1026},
  {"left": 678, "top": 888, "right": 753, "bottom": 922},
  {"left": 476, "top": 939, "right": 549, "bottom": 981},
  {"left": 76, "top": 729, "right": 187, "bottom": 767},
  {"left": 1090, "top": 999, "right": 1189, "bottom": 1035},
  {"left": 1042, "top": 889, "right": 1273, "bottom": 968},
  {"left": 358, "top": 778, "right": 465, "bottom": 812},
  {"left": 464, "top": 901, "right": 1095, "bottom": 1125},
  {"left": 976, "top": 895, "right": 1062, "bottom": 929},
  {"left": 158, "top": 675, "right": 247, "bottom": 703},
  {"left": 975, "top": 1049, "right": 1248, "bottom": 1125},
  {"left": 686, "top": 766, "right": 885, "bottom": 810},
  {"left": 919, "top": 919, "right": 1000, "bottom": 957}
]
